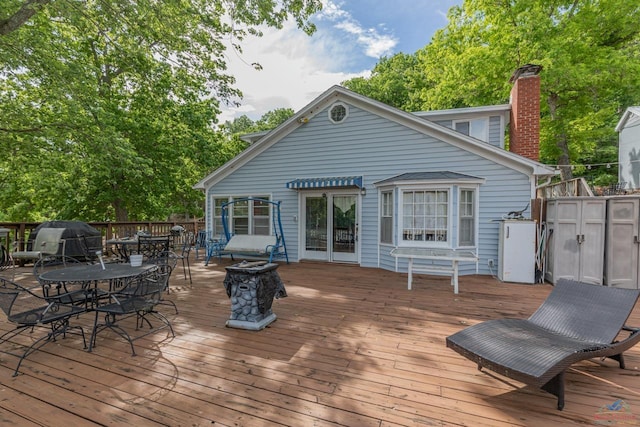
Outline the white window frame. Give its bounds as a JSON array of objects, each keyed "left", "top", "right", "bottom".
[
  {"left": 453, "top": 118, "right": 489, "bottom": 142},
  {"left": 380, "top": 190, "right": 394, "bottom": 245},
  {"left": 328, "top": 102, "right": 349, "bottom": 124},
  {"left": 211, "top": 195, "right": 272, "bottom": 237},
  {"left": 458, "top": 187, "right": 478, "bottom": 248},
  {"left": 398, "top": 186, "right": 452, "bottom": 248}
]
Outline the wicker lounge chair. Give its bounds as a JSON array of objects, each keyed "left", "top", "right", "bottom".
[{"left": 446, "top": 279, "right": 640, "bottom": 410}]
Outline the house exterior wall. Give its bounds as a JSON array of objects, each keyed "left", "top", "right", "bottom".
[
  {"left": 619, "top": 112, "right": 640, "bottom": 189},
  {"left": 205, "top": 103, "right": 533, "bottom": 276}
]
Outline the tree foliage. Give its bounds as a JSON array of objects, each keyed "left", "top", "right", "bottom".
[
  {"left": 0, "top": 0, "right": 321, "bottom": 221},
  {"left": 344, "top": 0, "right": 640, "bottom": 184},
  {"left": 220, "top": 108, "right": 295, "bottom": 153}
]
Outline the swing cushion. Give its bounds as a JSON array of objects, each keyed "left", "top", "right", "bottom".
[{"left": 222, "top": 235, "right": 278, "bottom": 255}]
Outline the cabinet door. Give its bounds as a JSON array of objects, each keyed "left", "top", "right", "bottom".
[
  {"left": 606, "top": 198, "right": 639, "bottom": 288},
  {"left": 579, "top": 199, "right": 606, "bottom": 284},
  {"left": 548, "top": 200, "right": 582, "bottom": 283}
]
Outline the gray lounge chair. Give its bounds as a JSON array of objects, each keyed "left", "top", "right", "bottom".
[{"left": 446, "top": 279, "right": 640, "bottom": 410}]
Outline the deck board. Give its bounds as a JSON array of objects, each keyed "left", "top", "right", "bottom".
[{"left": 1, "top": 259, "right": 640, "bottom": 425}]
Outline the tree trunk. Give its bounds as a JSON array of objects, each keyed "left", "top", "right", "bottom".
[
  {"left": 547, "top": 92, "right": 573, "bottom": 181},
  {"left": 113, "top": 199, "right": 128, "bottom": 222},
  {"left": 0, "top": 0, "right": 51, "bottom": 35}
]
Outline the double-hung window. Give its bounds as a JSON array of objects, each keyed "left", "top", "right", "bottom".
[
  {"left": 459, "top": 189, "right": 475, "bottom": 247},
  {"left": 212, "top": 195, "right": 271, "bottom": 236},
  {"left": 380, "top": 191, "right": 393, "bottom": 244},
  {"left": 401, "top": 189, "right": 449, "bottom": 245}
]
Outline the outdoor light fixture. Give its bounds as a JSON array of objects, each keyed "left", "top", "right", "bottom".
[{"left": 360, "top": 187, "right": 366, "bottom": 197}]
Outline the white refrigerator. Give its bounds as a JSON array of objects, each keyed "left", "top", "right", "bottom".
[{"left": 498, "top": 220, "right": 536, "bottom": 284}]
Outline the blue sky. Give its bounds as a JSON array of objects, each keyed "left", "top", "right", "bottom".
[{"left": 220, "top": 0, "right": 461, "bottom": 123}]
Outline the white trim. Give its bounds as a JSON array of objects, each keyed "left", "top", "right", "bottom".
[
  {"left": 398, "top": 185, "right": 452, "bottom": 249},
  {"left": 616, "top": 106, "right": 640, "bottom": 132},
  {"left": 414, "top": 104, "right": 511, "bottom": 118},
  {"left": 457, "top": 186, "right": 479, "bottom": 249},
  {"left": 328, "top": 102, "right": 349, "bottom": 124},
  {"left": 452, "top": 117, "right": 490, "bottom": 143}
]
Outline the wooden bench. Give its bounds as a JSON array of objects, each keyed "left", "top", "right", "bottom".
[{"left": 219, "top": 235, "right": 285, "bottom": 263}]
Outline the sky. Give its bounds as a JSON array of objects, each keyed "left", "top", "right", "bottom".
[{"left": 218, "top": 0, "right": 461, "bottom": 124}]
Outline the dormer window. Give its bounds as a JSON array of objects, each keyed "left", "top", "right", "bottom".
[
  {"left": 454, "top": 118, "right": 488, "bottom": 142},
  {"left": 329, "top": 103, "right": 348, "bottom": 124}
]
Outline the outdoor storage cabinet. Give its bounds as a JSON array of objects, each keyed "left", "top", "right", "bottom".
[
  {"left": 545, "top": 198, "right": 606, "bottom": 285},
  {"left": 605, "top": 196, "right": 640, "bottom": 289}
]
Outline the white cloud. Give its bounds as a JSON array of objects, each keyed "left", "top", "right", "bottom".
[
  {"left": 319, "top": 0, "right": 398, "bottom": 59},
  {"left": 218, "top": 1, "right": 394, "bottom": 124}
]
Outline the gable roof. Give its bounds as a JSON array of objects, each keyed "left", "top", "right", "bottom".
[
  {"left": 616, "top": 106, "right": 640, "bottom": 132},
  {"left": 194, "top": 86, "right": 556, "bottom": 190}
]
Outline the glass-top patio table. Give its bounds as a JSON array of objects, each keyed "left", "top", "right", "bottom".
[{"left": 390, "top": 247, "right": 478, "bottom": 294}]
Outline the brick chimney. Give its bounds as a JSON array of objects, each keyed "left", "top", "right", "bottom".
[{"left": 509, "top": 64, "right": 542, "bottom": 161}]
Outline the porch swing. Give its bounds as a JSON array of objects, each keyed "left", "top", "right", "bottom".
[{"left": 215, "top": 198, "right": 289, "bottom": 264}]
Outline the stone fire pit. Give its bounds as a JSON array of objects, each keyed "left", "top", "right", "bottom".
[{"left": 223, "top": 261, "right": 287, "bottom": 330}]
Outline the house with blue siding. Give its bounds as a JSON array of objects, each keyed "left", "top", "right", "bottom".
[
  {"left": 194, "top": 66, "right": 556, "bottom": 277},
  {"left": 617, "top": 106, "right": 640, "bottom": 190}
]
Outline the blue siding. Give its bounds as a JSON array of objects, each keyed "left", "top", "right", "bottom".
[{"left": 206, "top": 103, "right": 532, "bottom": 276}]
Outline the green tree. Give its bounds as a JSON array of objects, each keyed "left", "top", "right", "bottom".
[
  {"left": 220, "top": 108, "right": 295, "bottom": 155},
  {"left": 0, "top": 0, "right": 321, "bottom": 221},
  {"left": 343, "top": 53, "right": 426, "bottom": 112},
  {"left": 344, "top": 0, "right": 640, "bottom": 184},
  {"left": 254, "top": 108, "right": 295, "bottom": 131},
  {"left": 424, "top": 0, "right": 640, "bottom": 182}
]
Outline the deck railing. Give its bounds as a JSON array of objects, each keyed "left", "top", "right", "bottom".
[{"left": 0, "top": 220, "right": 205, "bottom": 252}]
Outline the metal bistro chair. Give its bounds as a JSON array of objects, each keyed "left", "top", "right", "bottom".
[
  {"left": 146, "top": 251, "right": 179, "bottom": 315},
  {"left": 176, "top": 232, "right": 193, "bottom": 284},
  {"left": 0, "top": 276, "right": 87, "bottom": 376},
  {"left": 34, "top": 256, "right": 94, "bottom": 308},
  {"left": 88, "top": 269, "right": 174, "bottom": 356},
  {"left": 137, "top": 236, "right": 170, "bottom": 262}
]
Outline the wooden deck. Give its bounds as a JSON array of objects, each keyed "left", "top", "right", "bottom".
[{"left": 2, "top": 258, "right": 640, "bottom": 426}]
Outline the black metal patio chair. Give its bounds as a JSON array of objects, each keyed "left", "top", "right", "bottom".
[
  {"left": 88, "top": 270, "right": 174, "bottom": 356},
  {"left": 34, "top": 255, "right": 94, "bottom": 308},
  {"left": 176, "top": 232, "right": 193, "bottom": 284},
  {"left": 446, "top": 278, "right": 640, "bottom": 410},
  {"left": 0, "top": 277, "right": 87, "bottom": 376},
  {"left": 146, "top": 251, "right": 179, "bottom": 315},
  {"left": 137, "top": 236, "right": 170, "bottom": 261}
]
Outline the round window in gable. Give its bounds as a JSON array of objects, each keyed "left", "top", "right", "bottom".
[{"left": 329, "top": 103, "right": 348, "bottom": 124}]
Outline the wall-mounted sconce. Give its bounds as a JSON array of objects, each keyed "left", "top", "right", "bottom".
[{"left": 360, "top": 187, "right": 366, "bottom": 197}]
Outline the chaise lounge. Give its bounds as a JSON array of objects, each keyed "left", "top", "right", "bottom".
[{"left": 446, "top": 278, "right": 640, "bottom": 410}]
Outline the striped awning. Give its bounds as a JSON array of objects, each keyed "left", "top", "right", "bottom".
[{"left": 286, "top": 176, "right": 363, "bottom": 190}]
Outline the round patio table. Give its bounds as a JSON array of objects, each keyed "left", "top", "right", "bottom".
[
  {"left": 39, "top": 262, "right": 156, "bottom": 283},
  {"left": 38, "top": 262, "right": 158, "bottom": 301}
]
